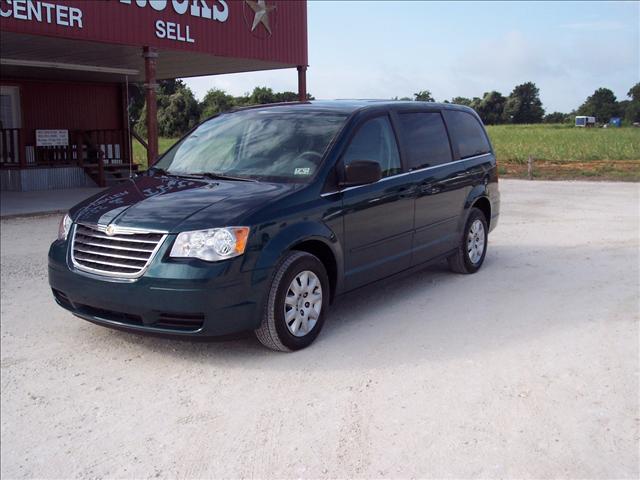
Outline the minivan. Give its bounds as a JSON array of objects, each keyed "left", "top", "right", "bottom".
[{"left": 49, "top": 101, "right": 500, "bottom": 351}]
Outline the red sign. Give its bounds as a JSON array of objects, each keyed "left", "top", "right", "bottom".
[{"left": 0, "top": 0, "right": 307, "bottom": 65}]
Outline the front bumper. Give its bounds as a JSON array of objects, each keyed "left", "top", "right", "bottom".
[{"left": 48, "top": 238, "right": 272, "bottom": 337}]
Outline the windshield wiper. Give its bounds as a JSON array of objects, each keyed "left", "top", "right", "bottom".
[
  {"left": 149, "top": 168, "right": 207, "bottom": 180},
  {"left": 194, "top": 172, "right": 259, "bottom": 183}
]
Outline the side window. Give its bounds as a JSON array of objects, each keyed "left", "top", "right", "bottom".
[
  {"left": 397, "top": 112, "right": 452, "bottom": 170},
  {"left": 443, "top": 110, "right": 491, "bottom": 159},
  {"left": 342, "top": 116, "right": 401, "bottom": 178}
]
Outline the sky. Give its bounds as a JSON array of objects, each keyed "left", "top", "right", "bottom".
[{"left": 184, "top": 1, "right": 640, "bottom": 113}]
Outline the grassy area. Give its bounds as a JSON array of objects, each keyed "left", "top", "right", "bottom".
[
  {"left": 486, "top": 124, "right": 640, "bottom": 181},
  {"left": 132, "top": 137, "right": 178, "bottom": 169},
  {"left": 486, "top": 124, "right": 640, "bottom": 163},
  {"left": 133, "top": 124, "right": 639, "bottom": 181}
]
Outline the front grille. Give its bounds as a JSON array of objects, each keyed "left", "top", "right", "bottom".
[
  {"left": 71, "top": 223, "right": 166, "bottom": 278},
  {"left": 76, "top": 303, "right": 144, "bottom": 326},
  {"left": 154, "top": 313, "right": 205, "bottom": 332}
]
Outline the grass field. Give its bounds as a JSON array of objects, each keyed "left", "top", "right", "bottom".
[
  {"left": 133, "top": 124, "right": 639, "bottom": 181},
  {"left": 486, "top": 124, "right": 639, "bottom": 181}
]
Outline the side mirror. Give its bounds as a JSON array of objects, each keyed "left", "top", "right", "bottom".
[{"left": 340, "top": 160, "right": 382, "bottom": 188}]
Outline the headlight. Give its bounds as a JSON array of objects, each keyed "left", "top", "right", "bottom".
[
  {"left": 170, "top": 227, "right": 250, "bottom": 261},
  {"left": 58, "top": 213, "right": 72, "bottom": 241}
]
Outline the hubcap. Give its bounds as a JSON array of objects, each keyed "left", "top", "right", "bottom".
[
  {"left": 467, "top": 219, "right": 486, "bottom": 264},
  {"left": 284, "top": 270, "right": 323, "bottom": 337}
]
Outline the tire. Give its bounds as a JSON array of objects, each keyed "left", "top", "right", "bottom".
[
  {"left": 448, "top": 207, "right": 488, "bottom": 274},
  {"left": 255, "top": 251, "right": 330, "bottom": 352}
]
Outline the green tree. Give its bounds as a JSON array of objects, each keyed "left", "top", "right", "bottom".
[
  {"left": 450, "top": 97, "right": 473, "bottom": 106},
  {"left": 414, "top": 90, "right": 435, "bottom": 102},
  {"left": 476, "top": 91, "right": 506, "bottom": 124},
  {"left": 249, "top": 86, "right": 277, "bottom": 104},
  {"left": 200, "top": 88, "right": 236, "bottom": 120},
  {"left": 543, "top": 112, "right": 568, "bottom": 123},
  {"left": 577, "top": 88, "right": 620, "bottom": 122},
  {"left": 624, "top": 82, "right": 640, "bottom": 123},
  {"left": 135, "top": 81, "right": 200, "bottom": 138},
  {"left": 157, "top": 85, "right": 200, "bottom": 137},
  {"left": 502, "top": 82, "right": 545, "bottom": 123}
]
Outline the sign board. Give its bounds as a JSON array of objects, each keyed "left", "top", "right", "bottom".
[
  {"left": 36, "top": 129, "right": 69, "bottom": 147},
  {"left": 0, "top": 0, "right": 307, "bottom": 66}
]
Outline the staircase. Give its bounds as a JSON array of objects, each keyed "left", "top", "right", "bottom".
[{"left": 83, "top": 162, "right": 139, "bottom": 187}]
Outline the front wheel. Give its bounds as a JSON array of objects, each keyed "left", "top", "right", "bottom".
[
  {"left": 448, "top": 208, "right": 488, "bottom": 274},
  {"left": 255, "top": 251, "right": 329, "bottom": 352}
]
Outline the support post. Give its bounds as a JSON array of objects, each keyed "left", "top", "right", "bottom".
[
  {"left": 297, "top": 65, "right": 307, "bottom": 102},
  {"left": 143, "top": 47, "right": 159, "bottom": 167}
]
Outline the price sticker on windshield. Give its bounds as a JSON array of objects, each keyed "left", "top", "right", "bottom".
[{"left": 294, "top": 167, "right": 311, "bottom": 176}]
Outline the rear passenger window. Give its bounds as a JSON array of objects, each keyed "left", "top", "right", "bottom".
[
  {"left": 397, "top": 112, "right": 452, "bottom": 170},
  {"left": 342, "top": 116, "right": 402, "bottom": 178},
  {"left": 443, "top": 110, "right": 491, "bottom": 159}
]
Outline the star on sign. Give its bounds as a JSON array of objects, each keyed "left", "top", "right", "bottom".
[{"left": 246, "top": 0, "right": 276, "bottom": 35}]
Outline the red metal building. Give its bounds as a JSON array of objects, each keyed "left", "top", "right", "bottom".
[{"left": 0, "top": 0, "right": 308, "bottom": 190}]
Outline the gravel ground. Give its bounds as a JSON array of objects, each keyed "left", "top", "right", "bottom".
[{"left": 1, "top": 179, "right": 638, "bottom": 479}]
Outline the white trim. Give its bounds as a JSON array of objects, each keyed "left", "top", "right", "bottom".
[
  {"left": 321, "top": 152, "right": 492, "bottom": 197},
  {"left": 0, "top": 85, "right": 21, "bottom": 128},
  {"left": 0, "top": 58, "right": 139, "bottom": 76}
]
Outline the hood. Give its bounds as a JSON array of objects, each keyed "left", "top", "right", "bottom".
[{"left": 71, "top": 175, "right": 297, "bottom": 233}]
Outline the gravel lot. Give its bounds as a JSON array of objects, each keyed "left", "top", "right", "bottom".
[{"left": 1, "top": 179, "right": 638, "bottom": 479}]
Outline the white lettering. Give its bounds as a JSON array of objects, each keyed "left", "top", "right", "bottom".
[
  {"left": 0, "top": 0, "right": 12, "bottom": 18},
  {"left": 28, "top": 0, "right": 41, "bottom": 21},
  {"left": 56, "top": 4, "right": 68, "bottom": 26},
  {"left": 13, "top": 0, "right": 26, "bottom": 19},
  {"left": 189, "top": 0, "right": 200, "bottom": 17},
  {"left": 120, "top": 0, "right": 229, "bottom": 23},
  {"left": 69, "top": 6, "right": 81, "bottom": 27},
  {"left": 2, "top": 1, "right": 83, "bottom": 28},
  {"left": 212, "top": 0, "right": 227, "bottom": 22},
  {"left": 155, "top": 19, "right": 166, "bottom": 38},
  {"left": 42, "top": 1, "right": 53, "bottom": 22},
  {"left": 166, "top": 21, "right": 176, "bottom": 38},
  {"left": 171, "top": 0, "right": 188, "bottom": 15},
  {"left": 197, "top": 0, "right": 211, "bottom": 20},
  {"left": 155, "top": 19, "right": 195, "bottom": 43},
  {"left": 149, "top": 0, "right": 166, "bottom": 11}
]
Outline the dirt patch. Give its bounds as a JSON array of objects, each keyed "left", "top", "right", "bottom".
[{"left": 499, "top": 159, "right": 640, "bottom": 181}]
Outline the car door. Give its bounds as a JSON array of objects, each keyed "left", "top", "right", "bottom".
[
  {"left": 395, "top": 110, "right": 470, "bottom": 265},
  {"left": 340, "top": 114, "right": 414, "bottom": 291}
]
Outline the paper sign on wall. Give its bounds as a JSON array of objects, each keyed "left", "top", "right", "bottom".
[{"left": 36, "top": 130, "right": 69, "bottom": 147}]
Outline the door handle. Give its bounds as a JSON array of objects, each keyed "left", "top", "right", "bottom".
[{"left": 419, "top": 183, "right": 440, "bottom": 195}]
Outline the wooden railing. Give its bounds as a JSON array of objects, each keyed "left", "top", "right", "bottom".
[{"left": 0, "top": 129, "right": 132, "bottom": 169}]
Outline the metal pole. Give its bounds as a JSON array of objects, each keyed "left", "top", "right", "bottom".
[
  {"left": 143, "top": 46, "right": 159, "bottom": 167},
  {"left": 297, "top": 65, "right": 307, "bottom": 102},
  {"left": 125, "top": 75, "right": 133, "bottom": 177}
]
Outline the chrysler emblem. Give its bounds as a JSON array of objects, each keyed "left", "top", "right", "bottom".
[{"left": 105, "top": 225, "right": 116, "bottom": 236}]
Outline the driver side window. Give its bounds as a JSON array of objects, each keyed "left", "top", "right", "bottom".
[{"left": 343, "top": 116, "right": 402, "bottom": 178}]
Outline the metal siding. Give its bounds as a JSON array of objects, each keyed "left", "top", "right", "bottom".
[
  {"left": 1, "top": 167, "right": 97, "bottom": 191},
  {"left": 0, "top": 1, "right": 308, "bottom": 66},
  {"left": 2, "top": 78, "right": 123, "bottom": 147}
]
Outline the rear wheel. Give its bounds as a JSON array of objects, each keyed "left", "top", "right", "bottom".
[
  {"left": 255, "top": 251, "right": 329, "bottom": 352},
  {"left": 448, "top": 207, "right": 488, "bottom": 274}
]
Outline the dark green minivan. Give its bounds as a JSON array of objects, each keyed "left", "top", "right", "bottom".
[{"left": 49, "top": 100, "right": 500, "bottom": 351}]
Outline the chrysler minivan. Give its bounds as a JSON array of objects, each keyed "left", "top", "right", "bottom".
[{"left": 49, "top": 101, "right": 500, "bottom": 351}]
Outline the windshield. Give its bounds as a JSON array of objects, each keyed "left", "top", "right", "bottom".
[{"left": 154, "top": 109, "right": 347, "bottom": 183}]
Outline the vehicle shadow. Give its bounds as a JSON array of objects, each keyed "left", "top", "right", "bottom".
[{"left": 89, "top": 237, "right": 627, "bottom": 371}]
